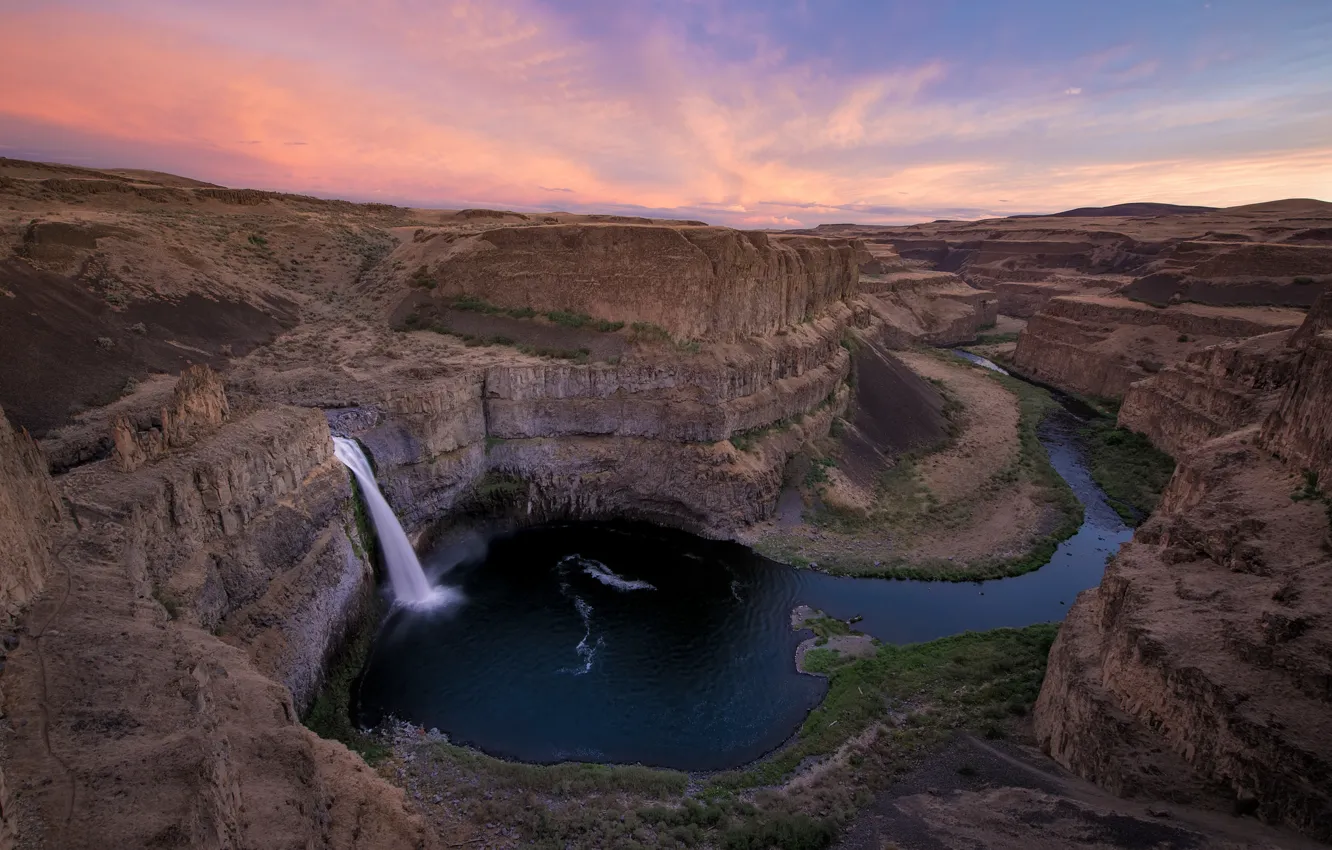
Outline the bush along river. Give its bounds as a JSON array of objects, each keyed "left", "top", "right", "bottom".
[{"left": 352, "top": 351, "right": 1131, "bottom": 771}]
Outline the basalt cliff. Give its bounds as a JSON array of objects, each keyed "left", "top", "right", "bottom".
[
  {"left": 0, "top": 158, "right": 1001, "bottom": 848},
  {"left": 804, "top": 200, "right": 1332, "bottom": 401},
  {"left": 1034, "top": 293, "right": 1332, "bottom": 841},
  {"left": 2, "top": 156, "right": 1330, "bottom": 849}
]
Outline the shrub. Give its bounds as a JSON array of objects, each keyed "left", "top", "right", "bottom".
[{"left": 546, "top": 309, "right": 591, "bottom": 328}]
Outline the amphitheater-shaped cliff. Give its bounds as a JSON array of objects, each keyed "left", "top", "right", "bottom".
[{"left": 0, "top": 159, "right": 901, "bottom": 848}]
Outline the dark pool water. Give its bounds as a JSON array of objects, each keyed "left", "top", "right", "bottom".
[{"left": 356, "top": 354, "right": 1131, "bottom": 770}]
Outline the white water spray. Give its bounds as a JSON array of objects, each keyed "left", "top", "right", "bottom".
[{"left": 332, "top": 436, "right": 449, "bottom": 608}]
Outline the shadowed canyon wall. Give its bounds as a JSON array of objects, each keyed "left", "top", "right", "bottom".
[{"left": 1034, "top": 299, "right": 1332, "bottom": 842}]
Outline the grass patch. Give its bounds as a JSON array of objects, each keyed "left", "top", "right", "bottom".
[
  {"left": 712, "top": 624, "right": 1058, "bottom": 790},
  {"left": 411, "top": 264, "right": 436, "bottom": 289},
  {"left": 1079, "top": 419, "right": 1175, "bottom": 525},
  {"left": 1289, "top": 470, "right": 1332, "bottom": 528},
  {"left": 730, "top": 417, "right": 794, "bottom": 453},
  {"left": 799, "top": 614, "right": 853, "bottom": 645},
  {"left": 972, "top": 331, "right": 1019, "bottom": 345},
  {"left": 443, "top": 296, "right": 623, "bottom": 333},
  {"left": 391, "top": 624, "right": 1057, "bottom": 848},
  {"left": 151, "top": 585, "right": 181, "bottom": 620},
  {"left": 545, "top": 308, "right": 592, "bottom": 328},
  {"left": 517, "top": 343, "right": 592, "bottom": 362}
]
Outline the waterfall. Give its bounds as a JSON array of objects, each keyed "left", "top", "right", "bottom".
[{"left": 332, "top": 436, "right": 442, "bottom": 607}]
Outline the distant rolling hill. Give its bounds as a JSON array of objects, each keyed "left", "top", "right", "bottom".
[{"left": 1012, "top": 202, "right": 1219, "bottom": 218}]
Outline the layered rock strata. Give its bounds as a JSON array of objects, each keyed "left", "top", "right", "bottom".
[
  {"left": 341, "top": 310, "right": 856, "bottom": 536},
  {"left": 1117, "top": 330, "right": 1298, "bottom": 456},
  {"left": 1010, "top": 295, "right": 1305, "bottom": 398},
  {"left": 1, "top": 375, "right": 437, "bottom": 848},
  {"left": 796, "top": 201, "right": 1332, "bottom": 315},
  {"left": 858, "top": 272, "right": 998, "bottom": 347},
  {"left": 1035, "top": 301, "right": 1332, "bottom": 842},
  {"left": 394, "top": 224, "right": 861, "bottom": 339}
]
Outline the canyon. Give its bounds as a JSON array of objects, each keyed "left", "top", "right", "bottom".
[{"left": 1, "top": 157, "right": 1330, "bottom": 849}]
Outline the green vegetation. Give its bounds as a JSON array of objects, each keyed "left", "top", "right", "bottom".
[
  {"left": 730, "top": 416, "right": 794, "bottom": 453},
  {"left": 450, "top": 294, "right": 537, "bottom": 319},
  {"left": 517, "top": 343, "right": 592, "bottom": 363},
  {"left": 799, "top": 614, "right": 854, "bottom": 645},
  {"left": 411, "top": 264, "right": 436, "bottom": 289},
  {"left": 1289, "top": 470, "right": 1332, "bottom": 527},
  {"left": 247, "top": 233, "right": 268, "bottom": 248},
  {"left": 151, "top": 585, "right": 181, "bottom": 620},
  {"left": 791, "top": 369, "right": 1083, "bottom": 582},
  {"left": 445, "top": 296, "right": 623, "bottom": 331},
  {"left": 714, "top": 624, "right": 1057, "bottom": 790},
  {"left": 390, "top": 623, "right": 1059, "bottom": 849},
  {"left": 805, "top": 456, "right": 837, "bottom": 486},
  {"left": 1293, "top": 276, "right": 1316, "bottom": 285},
  {"left": 419, "top": 319, "right": 591, "bottom": 361},
  {"left": 1079, "top": 419, "right": 1176, "bottom": 525},
  {"left": 546, "top": 308, "right": 593, "bottom": 328},
  {"left": 972, "top": 331, "right": 1019, "bottom": 345},
  {"left": 630, "top": 321, "right": 673, "bottom": 342},
  {"left": 302, "top": 592, "right": 388, "bottom": 762}
]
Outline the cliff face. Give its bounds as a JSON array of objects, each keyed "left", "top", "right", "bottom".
[
  {"left": 0, "top": 405, "right": 62, "bottom": 619},
  {"left": 1035, "top": 299, "right": 1332, "bottom": 841},
  {"left": 858, "top": 272, "right": 998, "bottom": 347},
  {"left": 336, "top": 311, "right": 856, "bottom": 537},
  {"left": 1117, "top": 330, "right": 1298, "bottom": 456},
  {"left": 1261, "top": 332, "right": 1332, "bottom": 489},
  {"left": 394, "top": 224, "right": 861, "bottom": 340},
  {"left": 112, "top": 364, "right": 230, "bottom": 471},
  {"left": 1, "top": 373, "right": 436, "bottom": 849},
  {"left": 1010, "top": 295, "right": 1304, "bottom": 399}
]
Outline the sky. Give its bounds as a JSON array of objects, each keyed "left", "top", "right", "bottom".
[{"left": 1, "top": 0, "right": 1330, "bottom": 228}]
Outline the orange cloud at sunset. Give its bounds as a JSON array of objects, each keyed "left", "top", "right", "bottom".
[{"left": 2, "top": 1, "right": 1330, "bottom": 226}]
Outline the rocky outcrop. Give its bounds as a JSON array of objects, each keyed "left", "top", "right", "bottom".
[
  {"left": 985, "top": 278, "right": 1123, "bottom": 317},
  {"left": 858, "top": 271, "right": 997, "bottom": 347},
  {"left": 0, "top": 406, "right": 62, "bottom": 849},
  {"left": 1121, "top": 291, "right": 1332, "bottom": 459},
  {"left": 1261, "top": 336, "right": 1332, "bottom": 489},
  {"left": 332, "top": 312, "right": 857, "bottom": 538},
  {"left": 393, "top": 224, "right": 861, "bottom": 340},
  {"left": 0, "top": 406, "right": 62, "bottom": 620},
  {"left": 1117, "top": 330, "right": 1298, "bottom": 455},
  {"left": 112, "top": 365, "right": 230, "bottom": 471},
  {"left": 1035, "top": 428, "right": 1332, "bottom": 840},
  {"left": 1036, "top": 298, "right": 1332, "bottom": 841},
  {"left": 1010, "top": 295, "right": 1305, "bottom": 398},
  {"left": 0, "top": 397, "right": 437, "bottom": 848}
]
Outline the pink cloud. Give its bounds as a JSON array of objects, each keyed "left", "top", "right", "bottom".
[{"left": 1, "top": 3, "right": 1328, "bottom": 227}]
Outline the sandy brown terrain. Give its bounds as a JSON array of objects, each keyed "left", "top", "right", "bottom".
[
  {"left": 747, "top": 348, "right": 1063, "bottom": 574},
  {"left": 2, "top": 156, "right": 1330, "bottom": 849}
]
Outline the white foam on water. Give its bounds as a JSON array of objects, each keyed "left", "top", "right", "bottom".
[
  {"left": 332, "top": 437, "right": 457, "bottom": 609},
  {"left": 561, "top": 595, "right": 604, "bottom": 675},
  {"left": 559, "top": 554, "right": 655, "bottom": 591}
]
